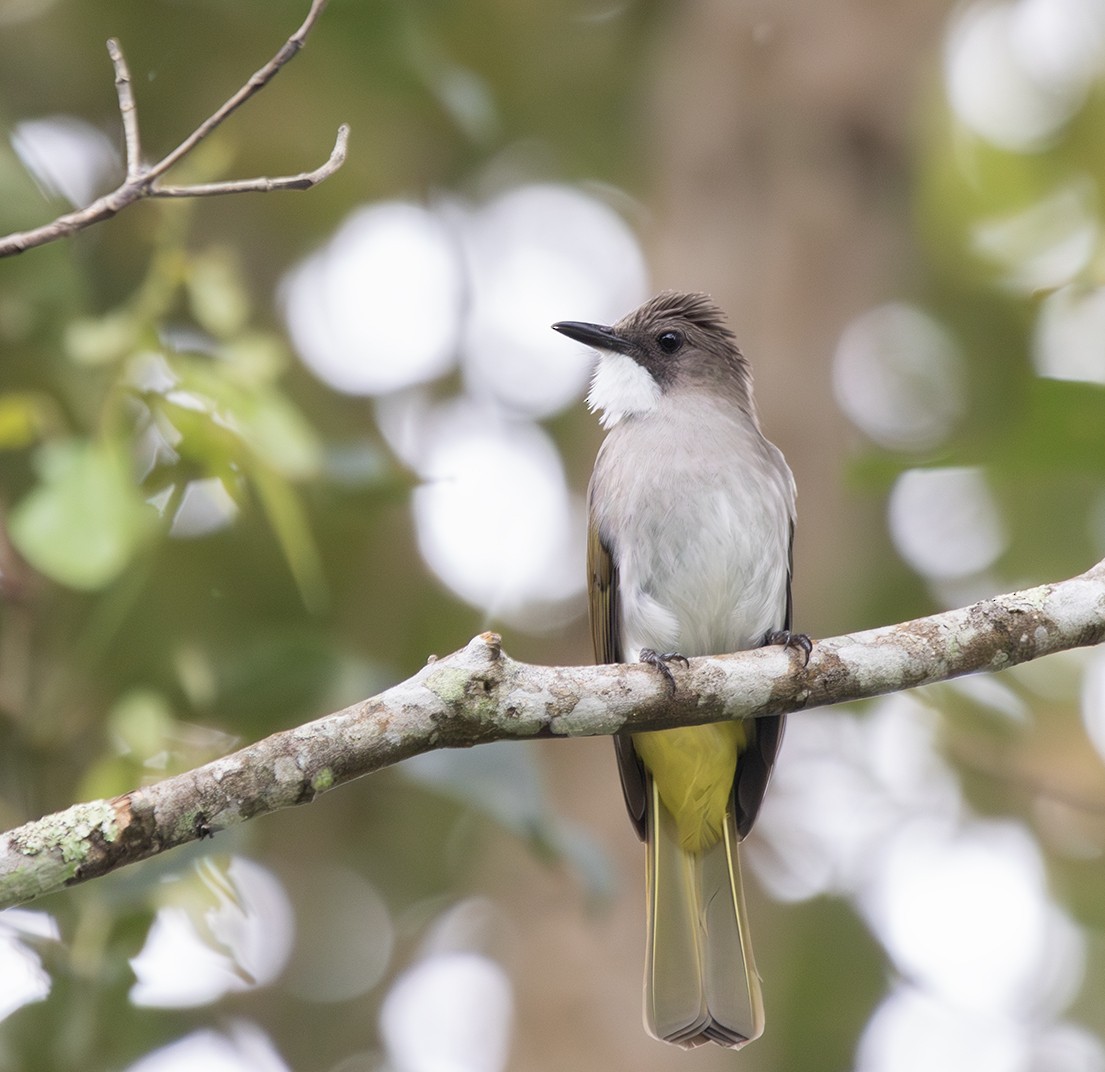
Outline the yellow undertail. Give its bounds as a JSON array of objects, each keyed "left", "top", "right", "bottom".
[{"left": 635, "top": 724, "right": 764, "bottom": 1048}]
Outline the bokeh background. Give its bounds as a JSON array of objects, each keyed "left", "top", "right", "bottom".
[{"left": 2, "top": 0, "right": 1105, "bottom": 1069}]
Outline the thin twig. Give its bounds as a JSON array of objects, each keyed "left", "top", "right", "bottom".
[
  {"left": 107, "top": 37, "right": 142, "bottom": 181},
  {"left": 2, "top": 557, "right": 1105, "bottom": 907},
  {"left": 0, "top": 0, "right": 344, "bottom": 259},
  {"left": 151, "top": 124, "right": 349, "bottom": 197}
]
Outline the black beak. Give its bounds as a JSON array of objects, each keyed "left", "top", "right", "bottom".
[{"left": 551, "top": 320, "right": 636, "bottom": 356}]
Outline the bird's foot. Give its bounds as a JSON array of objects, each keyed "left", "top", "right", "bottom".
[
  {"left": 639, "top": 648, "right": 690, "bottom": 693},
  {"left": 763, "top": 629, "right": 813, "bottom": 667}
]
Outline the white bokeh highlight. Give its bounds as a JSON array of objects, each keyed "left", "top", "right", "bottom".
[
  {"left": 283, "top": 202, "right": 464, "bottom": 395},
  {"left": 11, "top": 115, "right": 119, "bottom": 207},
  {"left": 130, "top": 856, "right": 294, "bottom": 1008},
  {"left": 1034, "top": 284, "right": 1105, "bottom": 384},
  {"left": 945, "top": 0, "right": 1105, "bottom": 151},
  {"left": 1016, "top": 0, "right": 1105, "bottom": 90},
  {"left": 402, "top": 399, "right": 585, "bottom": 625},
  {"left": 1032, "top": 1023, "right": 1105, "bottom": 1072},
  {"left": 833, "top": 303, "right": 965, "bottom": 451},
  {"left": 122, "top": 1020, "right": 289, "bottom": 1072},
  {"left": 859, "top": 988, "right": 1105, "bottom": 1072},
  {"left": 281, "top": 182, "right": 646, "bottom": 626},
  {"left": 858, "top": 987, "right": 1025, "bottom": 1072},
  {"left": 757, "top": 694, "right": 1092, "bottom": 1072},
  {"left": 378, "top": 898, "right": 512, "bottom": 1072},
  {"left": 971, "top": 177, "right": 1098, "bottom": 292},
  {"left": 0, "top": 910, "right": 56, "bottom": 1022},
  {"left": 888, "top": 467, "right": 1007, "bottom": 580},
  {"left": 754, "top": 697, "right": 964, "bottom": 903},
  {"left": 379, "top": 952, "right": 513, "bottom": 1072},
  {"left": 458, "top": 183, "right": 648, "bottom": 419},
  {"left": 860, "top": 819, "right": 1083, "bottom": 1016}
]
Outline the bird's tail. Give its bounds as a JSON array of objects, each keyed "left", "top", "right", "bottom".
[{"left": 643, "top": 779, "right": 764, "bottom": 1049}]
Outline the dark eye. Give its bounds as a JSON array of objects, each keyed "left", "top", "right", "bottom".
[{"left": 657, "top": 330, "right": 683, "bottom": 354}]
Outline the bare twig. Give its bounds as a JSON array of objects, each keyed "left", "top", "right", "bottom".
[
  {"left": 0, "top": 0, "right": 345, "bottom": 258},
  {"left": 107, "top": 38, "right": 142, "bottom": 180},
  {"left": 151, "top": 125, "right": 349, "bottom": 198},
  {"left": 2, "top": 558, "right": 1105, "bottom": 908}
]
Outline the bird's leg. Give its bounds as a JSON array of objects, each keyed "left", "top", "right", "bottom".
[
  {"left": 763, "top": 629, "right": 813, "bottom": 667},
  {"left": 639, "top": 648, "right": 690, "bottom": 693}
]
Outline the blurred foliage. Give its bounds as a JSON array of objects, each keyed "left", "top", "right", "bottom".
[
  {"left": 1, "top": 1, "right": 1105, "bottom": 1071},
  {"left": 0, "top": 3, "right": 656, "bottom": 1070}
]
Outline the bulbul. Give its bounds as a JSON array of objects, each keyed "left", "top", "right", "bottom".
[{"left": 552, "top": 291, "right": 806, "bottom": 1049}]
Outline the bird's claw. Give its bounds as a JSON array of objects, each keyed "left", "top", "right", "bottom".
[
  {"left": 639, "top": 648, "right": 689, "bottom": 693},
  {"left": 763, "top": 629, "right": 813, "bottom": 667}
]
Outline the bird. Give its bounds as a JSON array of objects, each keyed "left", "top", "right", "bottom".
[{"left": 552, "top": 291, "right": 808, "bottom": 1048}]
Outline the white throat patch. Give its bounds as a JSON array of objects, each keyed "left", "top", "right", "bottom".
[{"left": 586, "top": 350, "right": 661, "bottom": 429}]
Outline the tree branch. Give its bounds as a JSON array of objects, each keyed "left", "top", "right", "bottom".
[
  {"left": 0, "top": 0, "right": 345, "bottom": 258},
  {"left": 108, "top": 38, "right": 142, "bottom": 181},
  {"left": 3, "top": 558, "right": 1105, "bottom": 909},
  {"left": 149, "top": 126, "right": 349, "bottom": 198}
]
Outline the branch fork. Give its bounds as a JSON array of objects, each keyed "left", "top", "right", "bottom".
[{"left": 0, "top": 0, "right": 347, "bottom": 257}]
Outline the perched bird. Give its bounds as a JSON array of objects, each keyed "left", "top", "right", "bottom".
[{"left": 552, "top": 291, "right": 807, "bottom": 1048}]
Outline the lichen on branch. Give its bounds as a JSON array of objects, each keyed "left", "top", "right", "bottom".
[{"left": 2, "top": 557, "right": 1105, "bottom": 909}]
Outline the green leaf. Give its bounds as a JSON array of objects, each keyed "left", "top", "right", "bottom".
[
  {"left": 216, "top": 333, "right": 288, "bottom": 386},
  {"left": 9, "top": 439, "right": 156, "bottom": 589},
  {"left": 64, "top": 309, "right": 142, "bottom": 367},
  {"left": 168, "top": 361, "right": 322, "bottom": 479},
  {"left": 234, "top": 388, "right": 322, "bottom": 479},
  {"left": 251, "top": 466, "right": 328, "bottom": 612},
  {"left": 185, "top": 248, "right": 251, "bottom": 338}
]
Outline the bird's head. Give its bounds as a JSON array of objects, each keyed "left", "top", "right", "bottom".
[{"left": 552, "top": 291, "right": 753, "bottom": 428}]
